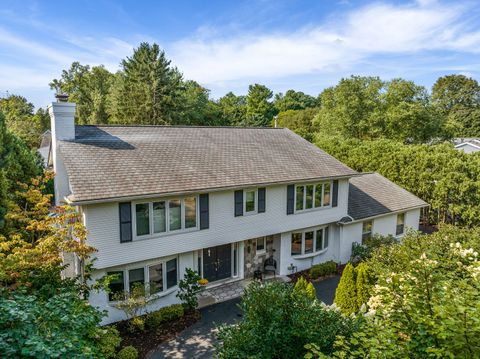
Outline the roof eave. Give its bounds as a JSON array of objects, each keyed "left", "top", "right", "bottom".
[{"left": 338, "top": 203, "right": 429, "bottom": 225}]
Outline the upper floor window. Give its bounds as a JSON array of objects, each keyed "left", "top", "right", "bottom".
[
  {"left": 245, "top": 189, "right": 257, "bottom": 213},
  {"left": 134, "top": 196, "right": 198, "bottom": 238},
  {"left": 291, "top": 226, "right": 329, "bottom": 256},
  {"left": 396, "top": 213, "right": 405, "bottom": 236},
  {"left": 362, "top": 221, "right": 372, "bottom": 243},
  {"left": 295, "top": 182, "right": 331, "bottom": 212}
]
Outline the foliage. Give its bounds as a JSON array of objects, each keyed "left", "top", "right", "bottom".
[
  {"left": 176, "top": 267, "right": 201, "bottom": 310},
  {"left": 217, "top": 92, "right": 247, "bottom": 126},
  {"left": 116, "top": 346, "right": 139, "bottom": 359},
  {"left": 216, "top": 281, "right": 357, "bottom": 358},
  {"left": 350, "top": 234, "right": 397, "bottom": 263},
  {"left": 354, "top": 263, "right": 371, "bottom": 309},
  {"left": 293, "top": 276, "right": 316, "bottom": 301},
  {"left": 432, "top": 74, "right": 480, "bottom": 137},
  {"left": 276, "top": 108, "right": 319, "bottom": 141},
  {"left": 96, "top": 326, "right": 122, "bottom": 359},
  {"left": 309, "top": 260, "right": 337, "bottom": 279},
  {"left": 246, "top": 83, "right": 276, "bottom": 126},
  {"left": 0, "top": 288, "right": 106, "bottom": 358},
  {"left": 316, "top": 136, "right": 480, "bottom": 226},
  {"left": 113, "top": 283, "right": 148, "bottom": 333},
  {"left": 334, "top": 263, "right": 357, "bottom": 315},
  {"left": 274, "top": 90, "right": 319, "bottom": 112},
  {"left": 198, "top": 278, "right": 209, "bottom": 286},
  {"left": 336, "top": 227, "right": 480, "bottom": 358},
  {"left": 145, "top": 304, "right": 184, "bottom": 328}
]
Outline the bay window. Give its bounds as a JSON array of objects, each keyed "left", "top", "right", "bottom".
[
  {"left": 295, "top": 182, "right": 332, "bottom": 212},
  {"left": 291, "top": 232, "right": 302, "bottom": 256},
  {"left": 128, "top": 268, "right": 145, "bottom": 292},
  {"left": 107, "top": 271, "right": 124, "bottom": 301},
  {"left": 148, "top": 263, "right": 163, "bottom": 294},
  {"left": 291, "top": 226, "right": 329, "bottom": 256}
]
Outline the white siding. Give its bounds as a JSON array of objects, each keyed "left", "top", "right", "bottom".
[{"left": 84, "top": 180, "right": 349, "bottom": 269}]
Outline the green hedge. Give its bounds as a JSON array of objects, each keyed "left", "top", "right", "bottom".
[
  {"left": 309, "top": 261, "right": 337, "bottom": 279},
  {"left": 145, "top": 304, "right": 184, "bottom": 329},
  {"left": 116, "top": 346, "right": 138, "bottom": 359}
]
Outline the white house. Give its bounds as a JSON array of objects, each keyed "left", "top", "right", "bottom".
[{"left": 48, "top": 100, "right": 428, "bottom": 324}]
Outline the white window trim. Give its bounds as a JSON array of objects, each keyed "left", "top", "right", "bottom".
[
  {"left": 294, "top": 181, "right": 333, "bottom": 214},
  {"left": 362, "top": 220, "right": 373, "bottom": 240},
  {"left": 107, "top": 255, "right": 179, "bottom": 303},
  {"left": 396, "top": 212, "right": 406, "bottom": 237},
  {"left": 243, "top": 188, "right": 258, "bottom": 215},
  {"left": 132, "top": 195, "right": 199, "bottom": 240},
  {"left": 256, "top": 237, "right": 267, "bottom": 255},
  {"left": 291, "top": 225, "right": 329, "bottom": 257}
]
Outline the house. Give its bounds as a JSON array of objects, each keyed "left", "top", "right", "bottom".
[
  {"left": 454, "top": 138, "right": 480, "bottom": 153},
  {"left": 48, "top": 100, "right": 428, "bottom": 324}
]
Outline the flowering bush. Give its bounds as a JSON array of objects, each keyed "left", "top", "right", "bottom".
[{"left": 198, "top": 278, "right": 209, "bottom": 286}]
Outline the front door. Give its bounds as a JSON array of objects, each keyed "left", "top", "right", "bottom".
[{"left": 203, "top": 244, "right": 232, "bottom": 283}]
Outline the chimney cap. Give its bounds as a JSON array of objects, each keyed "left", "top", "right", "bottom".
[{"left": 55, "top": 93, "right": 69, "bottom": 102}]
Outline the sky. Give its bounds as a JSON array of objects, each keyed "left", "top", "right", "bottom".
[{"left": 0, "top": 0, "right": 479, "bottom": 109}]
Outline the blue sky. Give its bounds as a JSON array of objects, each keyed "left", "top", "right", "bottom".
[{"left": 0, "top": 0, "right": 479, "bottom": 109}]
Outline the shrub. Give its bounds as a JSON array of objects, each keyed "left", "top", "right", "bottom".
[
  {"left": 116, "top": 346, "right": 138, "bottom": 359},
  {"left": 216, "top": 281, "right": 357, "bottom": 358},
  {"left": 351, "top": 235, "right": 397, "bottom": 263},
  {"left": 334, "top": 263, "right": 358, "bottom": 315},
  {"left": 355, "top": 263, "right": 372, "bottom": 309},
  {"left": 113, "top": 283, "right": 147, "bottom": 333},
  {"left": 309, "top": 261, "right": 337, "bottom": 279},
  {"left": 145, "top": 304, "right": 184, "bottom": 328},
  {"left": 176, "top": 268, "right": 201, "bottom": 310},
  {"left": 96, "top": 326, "right": 121, "bottom": 359},
  {"left": 293, "top": 276, "right": 316, "bottom": 300}
]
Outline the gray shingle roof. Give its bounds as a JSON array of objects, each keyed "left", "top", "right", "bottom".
[
  {"left": 347, "top": 173, "right": 428, "bottom": 221},
  {"left": 59, "top": 126, "right": 357, "bottom": 203}
]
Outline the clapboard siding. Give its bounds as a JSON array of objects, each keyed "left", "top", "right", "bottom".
[{"left": 84, "top": 179, "right": 350, "bottom": 269}]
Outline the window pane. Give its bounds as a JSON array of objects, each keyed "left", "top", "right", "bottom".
[
  {"left": 128, "top": 268, "right": 145, "bottom": 293},
  {"left": 169, "top": 200, "right": 181, "bottom": 231},
  {"left": 396, "top": 213, "right": 405, "bottom": 235},
  {"left": 324, "top": 227, "right": 329, "bottom": 248},
  {"left": 135, "top": 203, "right": 150, "bottom": 236},
  {"left": 296, "top": 186, "right": 304, "bottom": 211},
  {"left": 362, "top": 221, "right": 372, "bottom": 234},
  {"left": 316, "top": 230, "right": 323, "bottom": 251},
  {"left": 166, "top": 258, "right": 178, "bottom": 288},
  {"left": 245, "top": 190, "right": 255, "bottom": 212},
  {"left": 153, "top": 202, "right": 166, "bottom": 233},
  {"left": 185, "top": 197, "right": 197, "bottom": 228},
  {"left": 305, "top": 231, "right": 314, "bottom": 253},
  {"left": 256, "top": 238, "right": 265, "bottom": 252},
  {"left": 305, "top": 185, "right": 314, "bottom": 209},
  {"left": 323, "top": 182, "right": 331, "bottom": 206},
  {"left": 314, "top": 184, "right": 323, "bottom": 208},
  {"left": 108, "top": 271, "right": 124, "bottom": 301},
  {"left": 148, "top": 264, "right": 163, "bottom": 294},
  {"left": 291, "top": 232, "right": 302, "bottom": 255}
]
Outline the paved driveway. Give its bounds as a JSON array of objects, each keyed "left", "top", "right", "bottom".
[{"left": 149, "top": 275, "right": 340, "bottom": 359}]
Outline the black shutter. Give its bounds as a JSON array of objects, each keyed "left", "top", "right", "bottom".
[
  {"left": 199, "top": 193, "right": 209, "bottom": 230},
  {"left": 287, "top": 185, "right": 295, "bottom": 215},
  {"left": 119, "top": 202, "right": 132, "bottom": 243},
  {"left": 234, "top": 190, "right": 243, "bottom": 217},
  {"left": 332, "top": 180, "right": 339, "bottom": 207},
  {"left": 258, "top": 188, "right": 266, "bottom": 213}
]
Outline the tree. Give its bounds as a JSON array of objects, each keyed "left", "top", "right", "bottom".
[
  {"left": 274, "top": 90, "right": 318, "bottom": 112},
  {"left": 276, "top": 108, "right": 319, "bottom": 141},
  {"left": 246, "top": 84, "right": 275, "bottom": 126},
  {"left": 108, "top": 42, "right": 184, "bottom": 125},
  {"left": 293, "top": 276, "right": 316, "bottom": 301},
  {"left": 50, "top": 62, "right": 114, "bottom": 124},
  {"left": 432, "top": 74, "right": 480, "bottom": 136},
  {"left": 180, "top": 80, "right": 223, "bottom": 125},
  {"left": 334, "top": 263, "right": 358, "bottom": 315},
  {"left": 176, "top": 268, "right": 201, "bottom": 310},
  {"left": 217, "top": 92, "right": 246, "bottom": 126},
  {"left": 354, "top": 263, "right": 371, "bottom": 309}
]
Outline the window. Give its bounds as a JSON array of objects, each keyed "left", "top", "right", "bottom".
[
  {"left": 291, "top": 232, "right": 302, "bottom": 256},
  {"left": 128, "top": 268, "right": 145, "bottom": 292},
  {"left": 184, "top": 197, "right": 197, "bottom": 228},
  {"left": 256, "top": 237, "right": 266, "bottom": 254},
  {"left": 153, "top": 202, "right": 166, "bottom": 233},
  {"left": 362, "top": 221, "right": 372, "bottom": 243},
  {"left": 134, "top": 196, "right": 198, "bottom": 238},
  {"left": 148, "top": 263, "right": 163, "bottom": 294},
  {"left": 166, "top": 258, "right": 178, "bottom": 289},
  {"left": 291, "top": 226, "right": 329, "bottom": 256},
  {"left": 245, "top": 190, "right": 256, "bottom": 213},
  {"left": 107, "top": 271, "right": 124, "bottom": 301},
  {"left": 295, "top": 182, "right": 332, "bottom": 212},
  {"left": 396, "top": 213, "right": 405, "bottom": 235},
  {"left": 135, "top": 203, "right": 150, "bottom": 236}
]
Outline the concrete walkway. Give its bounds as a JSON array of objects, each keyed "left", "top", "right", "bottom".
[{"left": 149, "top": 275, "right": 340, "bottom": 359}]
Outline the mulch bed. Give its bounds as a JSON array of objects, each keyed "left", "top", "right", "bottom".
[
  {"left": 115, "top": 310, "right": 201, "bottom": 359},
  {"left": 288, "top": 269, "right": 339, "bottom": 283}
]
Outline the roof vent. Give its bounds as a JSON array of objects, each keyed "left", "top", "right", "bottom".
[{"left": 55, "top": 93, "right": 69, "bottom": 102}]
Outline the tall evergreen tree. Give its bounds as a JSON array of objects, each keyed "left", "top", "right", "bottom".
[
  {"left": 218, "top": 92, "right": 246, "bottom": 126},
  {"left": 334, "top": 263, "right": 358, "bottom": 315},
  {"left": 273, "top": 89, "right": 318, "bottom": 112},
  {"left": 246, "top": 84, "right": 275, "bottom": 127},
  {"left": 108, "top": 42, "right": 184, "bottom": 125}
]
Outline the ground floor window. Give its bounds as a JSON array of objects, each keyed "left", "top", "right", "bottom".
[
  {"left": 291, "top": 226, "right": 329, "bottom": 256},
  {"left": 256, "top": 237, "right": 266, "bottom": 254},
  {"left": 107, "top": 257, "right": 178, "bottom": 301},
  {"left": 396, "top": 213, "right": 405, "bottom": 235},
  {"left": 362, "top": 221, "right": 372, "bottom": 243}
]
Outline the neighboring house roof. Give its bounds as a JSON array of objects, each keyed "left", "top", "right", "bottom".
[
  {"left": 38, "top": 130, "right": 52, "bottom": 167},
  {"left": 455, "top": 141, "right": 480, "bottom": 151},
  {"left": 59, "top": 125, "right": 357, "bottom": 203},
  {"left": 345, "top": 173, "right": 428, "bottom": 222}
]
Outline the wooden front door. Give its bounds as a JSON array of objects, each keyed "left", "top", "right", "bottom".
[{"left": 203, "top": 244, "right": 232, "bottom": 282}]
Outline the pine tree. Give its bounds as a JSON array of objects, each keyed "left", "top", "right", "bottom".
[
  {"left": 355, "top": 262, "right": 372, "bottom": 309},
  {"left": 334, "top": 263, "right": 358, "bottom": 315}
]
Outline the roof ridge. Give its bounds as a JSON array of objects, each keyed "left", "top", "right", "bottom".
[{"left": 75, "top": 124, "right": 286, "bottom": 130}]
